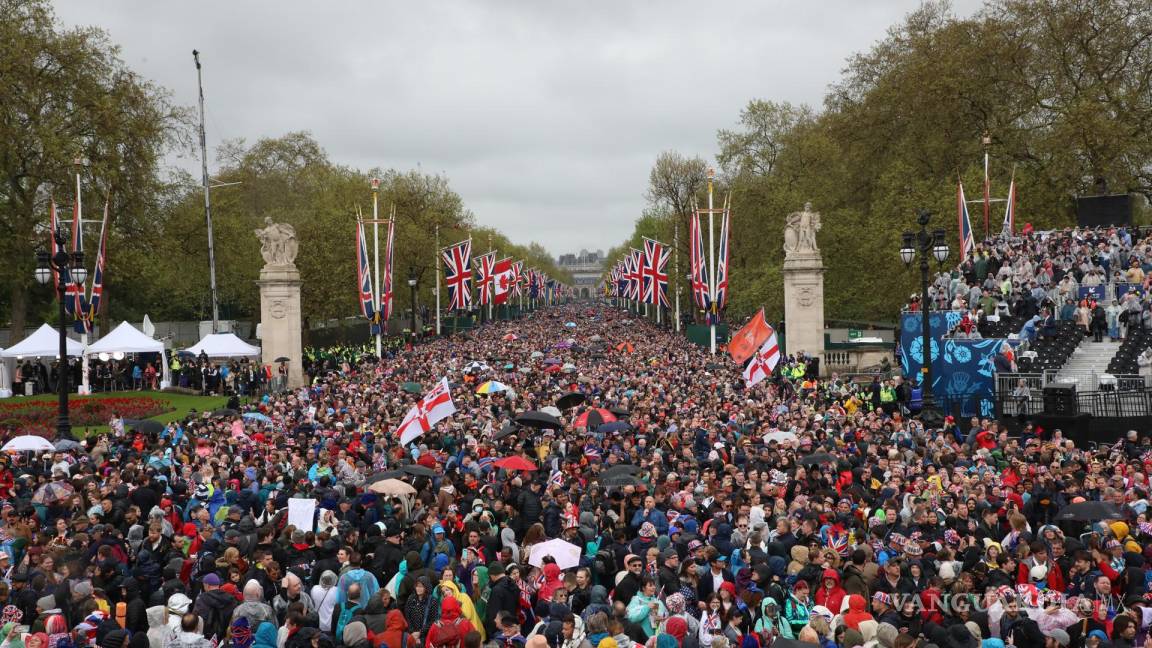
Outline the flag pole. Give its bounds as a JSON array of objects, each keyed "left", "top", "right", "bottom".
[
  {"left": 674, "top": 216, "right": 681, "bottom": 332},
  {"left": 435, "top": 224, "right": 442, "bottom": 336},
  {"left": 707, "top": 169, "right": 717, "bottom": 355},
  {"left": 75, "top": 163, "right": 90, "bottom": 394},
  {"left": 982, "top": 132, "right": 991, "bottom": 240},
  {"left": 487, "top": 233, "right": 493, "bottom": 322},
  {"left": 371, "top": 179, "right": 382, "bottom": 358}
]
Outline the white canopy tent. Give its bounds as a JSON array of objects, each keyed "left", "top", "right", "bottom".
[
  {"left": 184, "top": 333, "right": 260, "bottom": 358},
  {"left": 87, "top": 321, "right": 171, "bottom": 387},
  {"left": 1, "top": 324, "right": 85, "bottom": 358}
]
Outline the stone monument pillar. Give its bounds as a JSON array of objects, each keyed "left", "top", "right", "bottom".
[
  {"left": 782, "top": 203, "right": 826, "bottom": 373},
  {"left": 254, "top": 217, "right": 304, "bottom": 389}
]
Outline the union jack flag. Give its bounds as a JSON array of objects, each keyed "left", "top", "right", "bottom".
[
  {"left": 512, "top": 261, "right": 525, "bottom": 297},
  {"left": 65, "top": 195, "right": 82, "bottom": 319},
  {"left": 356, "top": 221, "right": 376, "bottom": 320},
  {"left": 442, "top": 239, "right": 473, "bottom": 310},
  {"left": 528, "top": 269, "right": 540, "bottom": 299},
  {"left": 474, "top": 251, "right": 496, "bottom": 305},
  {"left": 80, "top": 201, "right": 110, "bottom": 333},
  {"left": 713, "top": 211, "right": 730, "bottom": 312},
  {"left": 641, "top": 237, "right": 670, "bottom": 307},
  {"left": 381, "top": 216, "right": 395, "bottom": 321},
  {"left": 628, "top": 248, "right": 643, "bottom": 301},
  {"left": 690, "top": 213, "right": 709, "bottom": 310}
]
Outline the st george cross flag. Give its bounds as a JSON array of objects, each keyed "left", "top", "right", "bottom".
[
  {"left": 742, "top": 328, "right": 781, "bottom": 387},
  {"left": 641, "top": 237, "right": 671, "bottom": 307},
  {"left": 397, "top": 377, "right": 457, "bottom": 446},
  {"left": 493, "top": 257, "right": 514, "bottom": 305},
  {"left": 728, "top": 308, "right": 773, "bottom": 364},
  {"left": 442, "top": 240, "right": 473, "bottom": 310}
]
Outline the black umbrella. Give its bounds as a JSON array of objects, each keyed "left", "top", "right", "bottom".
[
  {"left": 402, "top": 465, "right": 437, "bottom": 478},
  {"left": 609, "top": 407, "right": 630, "bottom": 418},
  {"left": 600, "top": 464, "right": 640, "bottom": 476},
  {"left": 124, "top": 419, "right": 164, "bottom": 435},
  {"left": 274, "top": 356, "right": 290, "bottom": 363},
  {"left": 516, "top": 411, "right": 562, "bottom": 429},
  {"left": 366, "top": 471, "right": 405, "bottom": 483},
  {"left": 600, "top": 474, "right": 643, "bottom": 487},
  {"left": 799, "top": 452, "right": 837, "bottom": 466},
  {"left": 1055, "top": 501, "right": 1129, "bottom": 522},
  {"left": 494, "top": 424, "right": 519, "bottom": 440},
  {"left": 556, "top": 393, "right": 586, "bottom": 410},
  {"left": 211, "top": 408, "right": 239, "bottom": 418},
  {"left": 771, "top": 641, "right": 820, "bottom": 648}
]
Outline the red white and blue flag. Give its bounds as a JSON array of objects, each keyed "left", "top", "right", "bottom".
[
  {"left": 958, "top": 180, "right": 975, "bottom": 259},
  {"left": 80, "top": 201, "right": 110, "bottom": 333},
  {"left": 742, "top": 327, "right": 780, "bottom": 387},
  {"left": 1002, "top": 171, "right": 1016, "bottom": 236},
  {"left": 512, "top": 261, "right": 525, "bottom": 298},
  {"left": 475, "top": 251, "right": 496, "bottom": 305},
  {"left": 641, "top": 237, "right": 671, "bottom": 307},
  {"left": 65, "top": 193, "right": 83, "bottom": 319},
  {"left": 397, "top": 377, "right": 457, "bottom": 446},
  {"left": 381, "top": 216, "right": 395, "bottom": 321},
  {"left": 628, "top": 249, "right": 643, "bottom": 301},
  {"left": 442, "top": 239, "right": 473, "bottom": 310},
  {"left": 356, "top": 221, "right": 376, "bottom": 320},
  {"left": 712, "top": 212, "right": 730, "bottom": 314}
]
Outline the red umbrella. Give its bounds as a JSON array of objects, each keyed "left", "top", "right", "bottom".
[
  {"left": 494, "top": 456, "right": 538, "bottom": 471},
  {"left": 574, "top": 408, "right": 617, "bottom": 428}
]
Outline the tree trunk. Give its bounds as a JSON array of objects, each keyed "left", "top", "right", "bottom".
[{"left": 9, "top": 282, "right": 27, "bottom": 346}]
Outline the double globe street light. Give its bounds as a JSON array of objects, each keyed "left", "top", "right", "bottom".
[
  {"left": 900, "top": 209, "right": 949, "bottom": 426},
  {"left": 33, "top": 227, "right": 85, "bottom": 441}
]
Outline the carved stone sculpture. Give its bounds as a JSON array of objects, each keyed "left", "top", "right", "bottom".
[
  {"left": 254, "top": 217, "right": 298, "bottom": 267},
  {"left": 783, "top": 202, "right": 822, "bottom": 256}
]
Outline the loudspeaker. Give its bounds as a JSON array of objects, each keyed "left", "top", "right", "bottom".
[
  {"left": 1076, "top": 194, "right": 1131, "bottom": 228},
  {"left": 1043, "top": 383, "right": 1078, "bottom": 415},
  {"left": 1033, "top": 413, "right": 1092, "bottom": 443}
]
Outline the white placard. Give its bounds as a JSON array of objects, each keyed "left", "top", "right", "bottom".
[{"left": 287, "top": 498, "right": 316, "bottom": 532}]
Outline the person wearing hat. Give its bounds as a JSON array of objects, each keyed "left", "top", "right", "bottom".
[
  {"left": 783, "top": 579, "right": 811, "bottom": 637},
  {"left": 656, "top": 549, "right": 680, "bottom": 597},
  {"left": 192, "top": 573, "right": 236, "bottom": 641},
  {"left": 613, "top": 555, "right": 645, "bottom": 606},
  {"left": 484, "top": 562, "right": 519, "bottom": 638}
]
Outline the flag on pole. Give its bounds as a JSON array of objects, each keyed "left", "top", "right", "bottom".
[
  {"left": 381, "top": 216, "right": 395, "bottom": 321},
  {"left": 475, "top": 252, "right": 496, "bottom": 305},
  {"left": 356, "top": 221, "right": 376, "bottom": 320},
  {"left": 512, "top": 261, "right": 525, "bottom": 297},
  {"left": 1002, "top": 171, "right": 1016, "bottom": 236},
  {"left": 957, "top": 180, "right": 975, "bottom": 259},
  {"left": 80, "top": 200, "right": 110, "bottom": 333},
  {"left": 442, "top": 240, "right": 473, "bottom": 310},
  {"left": 742, "top": 327, "right": 781, "bottom": 387},
  {"left": 493, "top": 257, "right": 514, "bottom": 305},
  {"left": 65, "top": 191, "right": 83, "bottom": 318},
  {"left": 628, "top": 248, "right": 643, "bottom": 301},
  {"left": 641, "top": 237, "right": 671, "bottom": 307},
  {"left": 714, "top": 211, "right": 730, "bottom": 312},
  {"left": 689, "top": 213, "right": 709, "bottom": 310},
  {"left": 397, "top": 377, "right": 457, "bottom": 446},
  {"left": 728, "top": 308, "right": 774, "bottom": 364}
]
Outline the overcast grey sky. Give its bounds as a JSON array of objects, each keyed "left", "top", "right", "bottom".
[{"left": 55, "top": 0, "right": 981, "bottom": 257}]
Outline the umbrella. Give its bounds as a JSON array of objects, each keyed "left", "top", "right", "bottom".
[
  {"left": 609, "top": 407, "right": 630, "bottom": 418},
  {"left": 615, "top": 342, "right": 635, "bottom": 353},
  {"left": 2, "top": 435, "right": 55, "bottom": 452},
  {"left": 125, "top": 419, "right": 165, "bottom": 435},
  {"left": 542, "top": 358, "right": 562, "bottom": 365},
  {"left": 401, "top": 382, "right": 423, "bottom": 394},
  {"left": 574, "top": 408, "right": 617, "bottom": 428},
  {"left": 597, "top": 421, "right": 632, "bottom": 434},
  {"left": 530, "top": 351, "right": 545, "bottom": 359},
  {"left": 464, "top": 361, "right": 491, "bottom": 373},
  {"left": 274, "top": 356, "right": 290, "bottom": 363},
  {"left": 799, "top": 452, "right": 837, "bottom": 466},
  {"left": 53, "top": 438, "right": 83, "bottom": 452},
  {"left": 369, "top": 479, "right": 418, "bottom": 496},
  {"left": 590, "top": 335, "right": 603, "bottom": 342},
  {"left": 367, "top": 470, "right": 405, "bottom": 482},
  {"left": 32, "top": 480, "right": 76, "bottom": 505},
  {"left": 770, "top": 641, "right": 820, "bottom": 648},
  {"left": 493, "top": 424, "right": 519, "bottom": 440},
  {"left": 564, "top": 322, "right": 577, "bottom": 328},
  {"left": 545, "top": 365, "right": 562, "bottom": 374},
  {"left": 554, "top": 341, "right": 572, "bottom": 349},
  {"left": 516, "top": 411, "right": 562, "bottom": 429},
  {"left": 562, "top": 363, "right": 576, "bottom": 373},
  {"left": 242, "top": 412, "right": 272, "bottom": 424},
  {"left": 600, "top": 464, "right": 641, "bottom": 476},
  {"left": 763, "top": 431, "right": 798, "bottom": 444},
  {"left": 494, "top": 456, "right": 538, "bottom": 471},
  {"left": 540, "top": 406, "right": 562, "bottom": 417},
  {"left": 502, "top": 334, "right": 519, "bottom": 341},
  {"left": 476, "top": 381, "right": 510, "bottom": 394},
  {"left": 211, "top": 408, "right": 238, "bottom": 418},
  {"left": 1055, "top": 501, "right": 1129, "bottom": 522},
  {"left": 556, "top": 393, "right": 586, "bottom": 410},
  {"left": 600, "top": 474, "right": 643, "bottom": 487},
  {"left": 402, "top": 465, "right": 437, "bottom": 478},
  {"left": 528, "top": 538, "right": 583, "bottom": 570}
]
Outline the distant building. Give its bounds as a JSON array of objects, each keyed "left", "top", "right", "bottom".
[{"left": 556, "top": 249, "right": 605, "bottom": 298}]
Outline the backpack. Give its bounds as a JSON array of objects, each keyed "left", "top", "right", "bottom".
[
  {"left": 335, "top": 603, "right": 363, "bottom": 642},
  {"left": 430, "top": 618, "right": 466, "bottom": 648}
]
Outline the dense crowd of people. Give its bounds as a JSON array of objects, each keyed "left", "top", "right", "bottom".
[{"left": 1, "top": 303, "right": 1150, "bottom": 648}]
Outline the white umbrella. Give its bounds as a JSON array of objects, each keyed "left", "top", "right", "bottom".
[
  {"left": 464, "top": 361, "right": 491, "bottom": 373},
  {"left": 540, "top": 406, "right": 562, "bottom": 417},
  {"left": 2, "top": 435, "right": 56, "bottom": 452},
  {"left": 530, "top": 351, "right": 545, "bottom": 359},
  {"left": 763, "top": 431, "right": 798, "bottom": 444},
  {"left": 528, "top": 538, "right": 583, "bottom": 570}
]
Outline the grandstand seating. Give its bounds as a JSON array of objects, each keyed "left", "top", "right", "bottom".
[
  {"left": 1017, "top": 320, "right": 1083, "bottom": 374},
  {"left": 1107, "top": 325, "right": 1149, "bottom": 375}
]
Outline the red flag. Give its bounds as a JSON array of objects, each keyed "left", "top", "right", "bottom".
[
  {"left": 728, "top": 308, "right": 773, "bottom": 364},
  {"left": 492, "top": 257, "right": 514, "bottom": 305}
]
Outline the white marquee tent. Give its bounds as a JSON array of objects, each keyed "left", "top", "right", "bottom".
[
  {"left": 1, "top": 324, "right": 85, "bottom": 358},
  {"left": 86, "top": 321, "right": 164, "bottom": 355},
  {"left": 184, "top": 333, "right": 260, "bottom": 358}
]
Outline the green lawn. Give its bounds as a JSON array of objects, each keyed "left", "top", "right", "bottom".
[{"left": 6, "top": 390, "right": 228, "bottom": 437}]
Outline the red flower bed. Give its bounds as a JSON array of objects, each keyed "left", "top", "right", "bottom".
[{"left": 0, "top": 396, "right": 170, "bottom": 437}]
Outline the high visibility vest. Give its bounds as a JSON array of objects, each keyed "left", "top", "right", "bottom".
[{"left": 880, "top": 386, "right": 896, "bottom": 403}]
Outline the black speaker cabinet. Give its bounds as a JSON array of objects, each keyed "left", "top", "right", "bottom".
[{"left": 1043, "top": 383, "right": 1078, "bottom": 415}]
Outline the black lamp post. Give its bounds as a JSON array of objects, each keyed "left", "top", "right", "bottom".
[
  {"left": 407, "top": 267, "right": 418, "bottom": 342},
  {"left": 900, "top": 210, "right": 950, "bottom": 426},
  {"left": 34, "top": 228, "right": 84, "bottom": 442}
]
